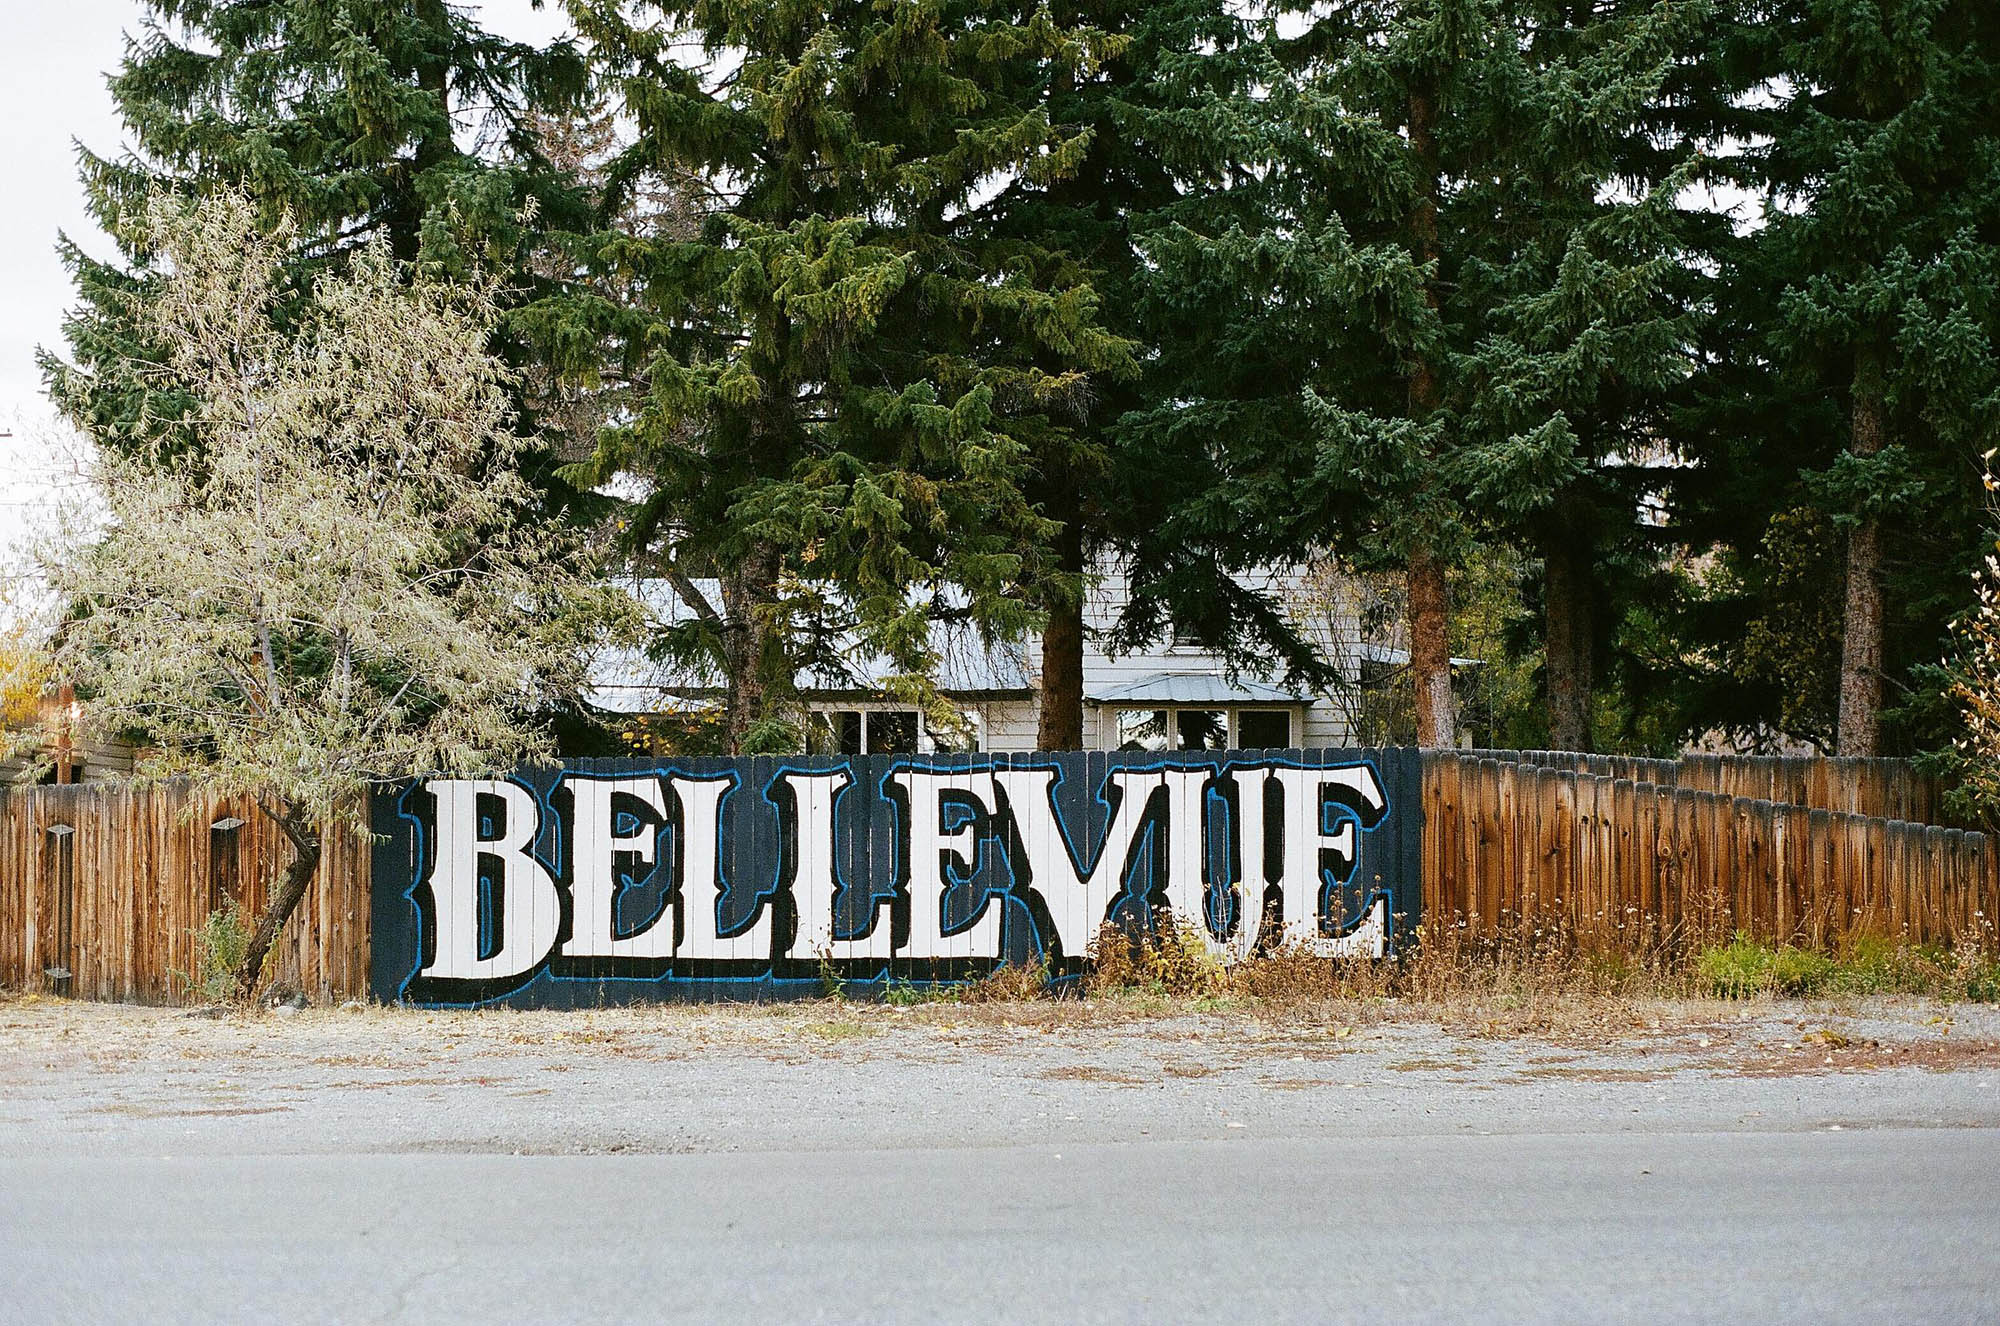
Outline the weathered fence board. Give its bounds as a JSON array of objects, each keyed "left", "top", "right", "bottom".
[
  {"left": 1425, "top": 755, "right": 1998, "bottom": 947},
  {"left": 1467, "top": 750, "right": 1948, "bottom": 825},
  {"left": 0, "top": 781, "right": 369, "bottom": 1003}
]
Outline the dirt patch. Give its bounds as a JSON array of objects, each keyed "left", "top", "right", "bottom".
[
  {"left": 1718, "top": 1036, "right": 2000, "bottom": 1078},
  {"left": 94, "top": 1103, "right": 293, "bottom": 1119},
  {"left": 1386, "top": 1057, "right": 1475, "bottom": 1073},
  {"left": 1257, "top": 1077, "right": 1341, "bottom": 1091},
  {"left": 1505, "top": 1066, "right": 1675, "bottom": 1084},
  {"left": 1037, "top": 1065, "right": 1152, "bottom": 1086}
]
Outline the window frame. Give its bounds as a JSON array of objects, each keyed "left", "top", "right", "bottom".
[
  {"left": 807, "top": 703, "right": 976, "bottom": 754},
  {"left": 1102, "top": 704, "right": 1303, "bottom": 751}
]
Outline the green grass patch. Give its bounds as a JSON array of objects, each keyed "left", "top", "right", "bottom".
[
  {"left": 1696, "top": 933, "right": 1832, "bottom": 997},
  {"left": 1696, "top": 931, "right": 2000, "bottom": 1000}
]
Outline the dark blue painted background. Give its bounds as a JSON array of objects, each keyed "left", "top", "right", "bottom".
[{"left": 370, "top": 748, "right": 1423, "bottom": 1008}]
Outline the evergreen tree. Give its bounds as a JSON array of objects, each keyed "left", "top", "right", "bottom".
[
  {"left": 46, "top": 0, "right": 590, "bottom": 449},
  {"left": 1097, "top": 5, "right": 1348, "bottom": 698},
  {"left": 1697, "top": 0, "right": 2000, "bottom": 755},
  {"left": 542, "top": 0, "right": 1132, "bottom": 751},
  {"left": 1127, "top": 0, "right": 1705, "bottom": 750},
  {"left": 971, "top": 0, "right": 1300, "bottom": 748},
  {"left": 1455, "top": 0, "right": 1714, "bottom": 751}
]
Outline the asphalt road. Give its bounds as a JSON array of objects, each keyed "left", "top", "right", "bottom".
[{"left": 4, "top": 1127, "right": 1997, "bottom": 1325}]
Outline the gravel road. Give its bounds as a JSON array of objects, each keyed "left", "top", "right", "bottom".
[{"left": 2, "top": 994, "right": 1997, "bottom": 1323}]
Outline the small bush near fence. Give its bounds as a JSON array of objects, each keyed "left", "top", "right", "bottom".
[{"left": 169, "top": 902, "right": 250, "bottom": 1004}]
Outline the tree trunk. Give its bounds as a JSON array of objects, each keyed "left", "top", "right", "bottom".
[
  {"left": 1542, "top": 505, "right": 1595, "bottom": 752},
  {"left": 1408, "top": 547, "right": 1456, "bottom": 749},
  {"left": 1037, "top": 518, "right": 1087, "bottom": 751},
  {"left": 720, "top": 541, "right": 785, "bottom": 754},
  {"left": 1403, "top": 86, "right": 1457, "bottom": 750},
  {"left": 233, "top": 812, "right": 322, "bottom": 1001},
  {"left": 390, "top": 3, "right": 454, "bottom": 265},
  {"left": 1838, "top": 351, "right": 1885, "bottom": 757}
]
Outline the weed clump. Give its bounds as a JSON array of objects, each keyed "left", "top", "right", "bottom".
[
  {"left": 1696, "top": 933, "right": 1833, "bottom": 997},
  {"left": 1086, "top": 915, "right": 1229, "bottom": 998},
  {"left": 960, "top": 959, "right": 1055, "bottom": 1003},
  {"left": 171, "top": 901, "right": 252, "bottom": 1004},
  {"left": 1692, "top": 931, "right": 2000, "bottom": 1001}
]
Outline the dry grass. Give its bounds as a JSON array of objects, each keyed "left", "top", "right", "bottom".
[
  {"left": 1084, "top": 917, "right": 1231, "bottom": 999},
  {"left": 1065, "top": 912, "right": 1670, "bottom": 1036},
  {"left": 956, "top": 960, "right": 1057, "bottom": 1003},
  {"left": 1062, "top": 911, "right": 2000, "bottom": 1038},
  {"left": 6, "top": 910, "right": 1994, "bottom": 1046}
]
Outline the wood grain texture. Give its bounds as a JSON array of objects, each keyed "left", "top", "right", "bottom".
[
  {"left": 0, "top": 781, "right": 369, "bottom": 1003},
  {"left": 1424, "top": 754, "right": 1996, "bottom": 948}
]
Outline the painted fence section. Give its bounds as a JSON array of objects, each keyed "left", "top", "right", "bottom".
[
  {"left": 371, "top": 749, "right": 1424, "bottom": 1007},
  {"left": 1425, "top": 755, "right": 1998, "bottom": 947},
  {"left": 0, "top": 781, "right": 369, "bottom": 1003}
]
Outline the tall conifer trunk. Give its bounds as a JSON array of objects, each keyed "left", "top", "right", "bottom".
[
  {"left": 720, "top": 543, "right": 783, "bottom": 754},
  {"left": 1408, "top": 548, "right": 1456, "bottom": 748},
  {"left": 1037, "top": 516, "right": 1086, "bottom": 751},
  {"left": 1543, "top": 496, "right": 1595, "bottom": 752},
  {"left": 1838, "top": 349, "right": 1886, "bottom": 756},
  {"left": 1406, "top": 85, "right": 1457, "bottom": 750},
  {"left": 393, "top": 2, "right": 453, "bottom": 265}
]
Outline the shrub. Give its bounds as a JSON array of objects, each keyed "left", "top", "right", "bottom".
[
  {"left": 1696, "top": 932, "right": 1834, "bottom": 997},
  {"left": 1086, "top": 914, "right": 1230, "bottom": 997},
  {"left": 1696, "top": 933, "right": 1773, "bottom": 997},
  {"left": 1956, "top": 957, "right": 2000, "bottom": 1002},
  {"left": 173, "top": 901, "right": 252, "bottom": 1004},
  {"left": 1767, "top": 945, "right": 1835, "bottom": 997}
]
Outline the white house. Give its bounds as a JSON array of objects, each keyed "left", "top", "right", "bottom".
[{"left": 588, "top": 558, "right": 1475, "bottom": 752}]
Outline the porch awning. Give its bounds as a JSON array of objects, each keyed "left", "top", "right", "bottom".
[{"left": 1087, "top": 672, "right": 1308, "bottom": 706}]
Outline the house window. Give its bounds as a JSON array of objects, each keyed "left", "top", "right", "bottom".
[
  {"left": 1175, "top": 709, "right": 1228, "bottom": 750},
  {"left": 1115, "top": 708, "right": 1169, "bottom": 751},
  {"left": 810, "top": 710, "right": 865, "bottom": 754},
  {"left": 810, "top": 708, "right": 925, "bottom": 755},
  {"left": 1109, "top": 705, "right": 1299, "bottom": 751},
  {"left": 867, "top": 710, "right": 918, "bottom": 754},
  {"left": 1237, "top": 709, "right": 1292, "bottom": 749}
]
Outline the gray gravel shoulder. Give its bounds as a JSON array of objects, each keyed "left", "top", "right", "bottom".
[{"left": 2, "top": 994, "right": 1996, "bottom": 1157}]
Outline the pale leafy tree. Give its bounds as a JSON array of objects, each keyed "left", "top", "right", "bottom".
[
  {"left": 1950, "top": 465, "right": 2000, "bottom": 819},
  {"left": 0, "top": 623, "right": 49, "bottom": 732},
  {"left": 40, "top": 192, "right": 628, "bottom": 998}
]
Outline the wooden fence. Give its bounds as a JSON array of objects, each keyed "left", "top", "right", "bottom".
[
  {"left": 1427, "top": 754, "right": 1997, "bottom": 948},
  {"left": 0, "top": 781, "right": 370, "bottom": 1003},
  {"left": 4, "top": 752, "right": 1991, "bottom": 1007},
  {"left": 1466, "top": 750, "right": 1947, "bottom": 824}
]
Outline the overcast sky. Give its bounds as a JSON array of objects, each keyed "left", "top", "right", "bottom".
[{"left": 0, "top": 0, "right": 574, "bottom": 570}]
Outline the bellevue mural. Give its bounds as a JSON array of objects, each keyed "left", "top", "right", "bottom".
[{"left": 371, "top": 750, "right": 1422, "bottom": 1007}]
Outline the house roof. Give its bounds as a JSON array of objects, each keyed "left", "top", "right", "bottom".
[
  {"left": 1355, "top": 641, "right": 1485, "bottom": 670},
  {"left": 1087, "top": 672, "right": 1309, "bottom": 706},
  {"left": 586, "top": 578, "right": 1035, "bottom": 713}
]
